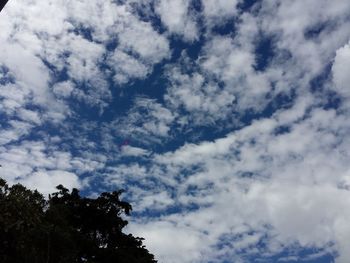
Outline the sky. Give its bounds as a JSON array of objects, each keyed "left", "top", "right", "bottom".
[{"left": 1, "top": 0, "right": 350, "bottom": 262}]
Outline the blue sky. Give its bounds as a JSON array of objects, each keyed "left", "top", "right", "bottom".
[{"left": 1, "top": 0, "right": 350, "bottom": 262}]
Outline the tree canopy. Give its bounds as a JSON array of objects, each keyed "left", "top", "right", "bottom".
[
  {"left": 0, "top": 178, "right": 156, "bottom": 263},
  {"left": 0, "top": 0, "right": 9, "bottom": 13}
]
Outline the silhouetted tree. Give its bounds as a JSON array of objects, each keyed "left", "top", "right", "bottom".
[
  {"left": 0, "top": 0, "right": 9, "bottom": 13},
  {"left": 0, "top": 178, "right": 156, "bottom": 263}
]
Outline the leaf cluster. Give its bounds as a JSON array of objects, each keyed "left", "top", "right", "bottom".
[{"left": 0, "top": 178, "right": 156, "bottom": 263}]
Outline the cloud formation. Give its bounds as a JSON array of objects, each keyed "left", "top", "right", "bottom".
[{"left": 1, "top": 0, "right": 350, "bottom": 262}]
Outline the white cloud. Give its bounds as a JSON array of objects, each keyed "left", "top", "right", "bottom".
[
  {"left": 259, "top": 0, "right": 350, "bottom": 86},
  {"left": 202, "top": 0, "right": 238, "bottom": 25},
  {"left": 104, "top": 163, "right": 148, "bottom": 187},
  {"left": 0, "top": 41, "right": 54, "bottom": 108},
  {"left": 200, "top": 36, "right": 271, "bottom": 111},
  {"left": 64, "top": 35, "right": 106, "bottom": 82},
  {"left": 110, "top": 97, "right": 176, "bottom": 144},
  {"left": 128, "top": 220, "right": 205, "bottom": 263},
  {"left": 0, "top": 139, "right": 106, "bottom": 195},
  {"left": 332, "top": 41, "right": 350, "bottom": 99},
  {"left": 109, "top": 50, "right": 149, "bottom": 84},
  {"left": 22, "top": 170, "right": 81, "bottom": 195},
  {"left": 116, "top": 4, "right": 170, "bottom": 64},
  {"left": 134, "top": 191, "right": 174, "bottom": 211},
  {"left": 121, "top": 145, "right": 150, "bottom": 157},
  {"left": 52, "top": 81, "right": 75, "bottom": 98},
  {"left": 165, "top": 67, "right": 236, "bottom": 125},
  {"left": 0, "top": 121, "right": 33, "bottom": 146},
  {"left": 16, "top": 109, "right": 42, "bottom": 125},
  {"left": 155, "top": 0, "right": 198, "bottom": 41}
]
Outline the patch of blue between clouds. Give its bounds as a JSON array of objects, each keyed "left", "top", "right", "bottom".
[
  {"left": 310, "top": 63, "right": 342, "bottom": 111},
  {"left": 254, "top": 35, "right": 275, "bottom": 72},
  {"left": 214, "top": 231, "right": 335, "bottom": 263},
  {"left": 253, "top": 247, "right": 336, "bottom": 263},
  {"left": 237, "top": 0, "right": 261, "bottom": 12}
]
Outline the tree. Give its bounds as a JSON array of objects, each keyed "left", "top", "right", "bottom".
[
  {"left": 0, "top": 0, "right": 9, "bottom": 13},
  {"left": 0, "top": 178, "right": 156, "bottom": 263}
]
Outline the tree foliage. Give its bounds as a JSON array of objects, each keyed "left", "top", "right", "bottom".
[
  {"left": 0, "top": 178, "right": 156, "bottom": 263},
  {"left": 0, "top": 0, "right": 9, "bottom": 13}
]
